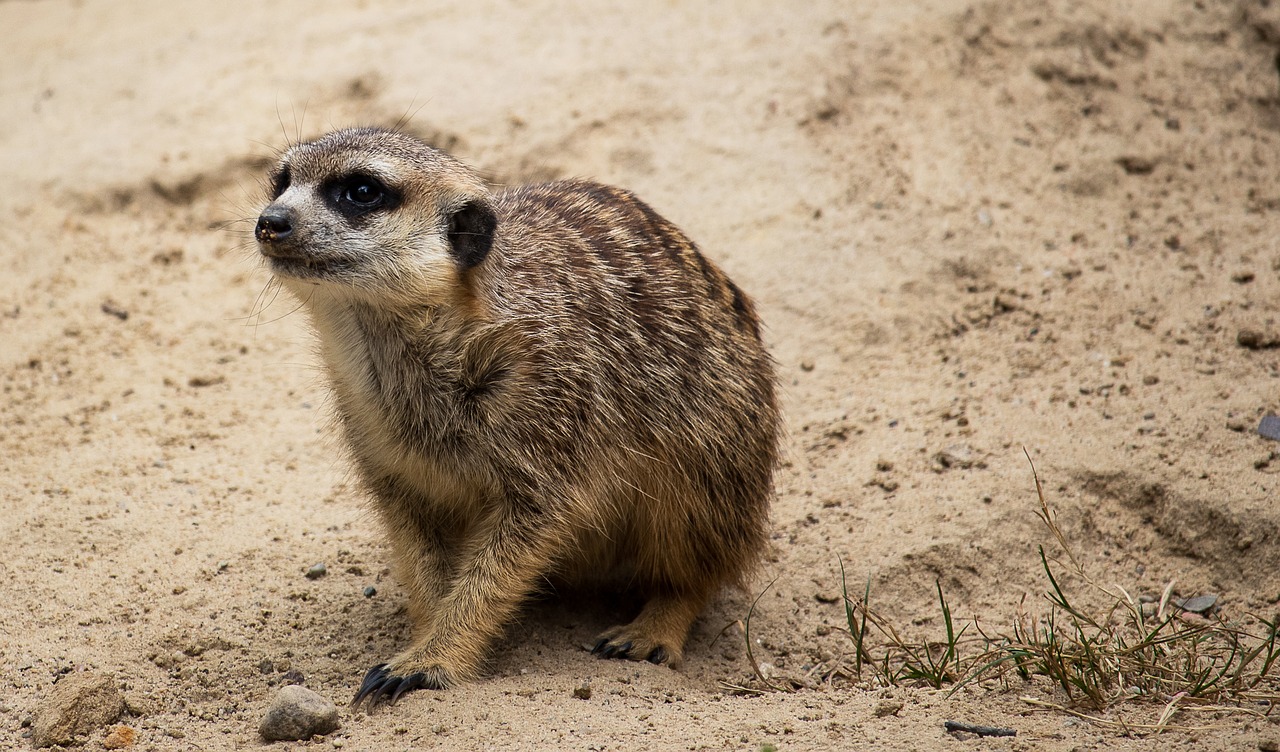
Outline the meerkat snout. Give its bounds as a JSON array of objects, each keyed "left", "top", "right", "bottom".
[{"left": 255, "top": 205, "right": 294, "bottom": 244}]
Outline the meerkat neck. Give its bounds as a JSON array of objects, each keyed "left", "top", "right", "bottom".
[{"left": 310, "top": 298, "right": 435, "bottom": 353}]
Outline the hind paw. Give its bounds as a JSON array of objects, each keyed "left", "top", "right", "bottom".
[{"left": 590, "top": 627, "right": 680, "bottom": 666}]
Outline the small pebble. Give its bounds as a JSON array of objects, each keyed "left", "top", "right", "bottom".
[
  {"left": 100, "top": 300, "right": 129, "bottom": 321},
  {"left": 874, "top": 700, "right": 903, "bottom": 717},
  {"left": 1177, "top": 594, "right": 1219, "bottom": 614},
  {"left": 935, "top": 444, "right": 975, "bottom": 470},
  {"left": 102, "top": 725, "right": 137, "bottom": 749},
  {"left": 573, "top": 683, "right": 592, "bottom": 700},
  {"left": 32, "top": 673, "right": 125, "bottom": 748},
  {"left": 259, "top": 685, "right": 339, "bottom": 742},
  {"left": 1239, "top": 330, "right": 1280, "bottom": 350},
  {"left": 363, "top": 586, "right": 377, "bottom": 598},
  {"left": 306, "top": 563, "right": 327, "bottom": 580}
]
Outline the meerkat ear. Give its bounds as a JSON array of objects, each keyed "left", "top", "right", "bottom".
[{"left": 446, "top": 200, "right": 497, "bottom": 268}]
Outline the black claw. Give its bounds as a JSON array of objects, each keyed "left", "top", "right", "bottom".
[
  {"left": 352, "top": 664, "right": 390, "bottom": 708},
  {"left": 600, "top": 640, "right": 633, "bottom": 659},
  {"left": 381, "top": 677, "right": 406, "bottom": 705},
  {"left": 590, "top": 638, "right": 610, "bottom": 655},
  {"left": 646, "top": 647, "right": 667, "bottom": 665},
  {"left": 390, "top": 673, "right": 427, "bottom": 705},
  {"left": 352, "top": 664, "right": 431, "bottom": 711}
]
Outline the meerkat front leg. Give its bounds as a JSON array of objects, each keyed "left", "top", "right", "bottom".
[
  {"left": 353, "top": 498, "right": 562, "bottom": 708},
  {"left": 365, "top": 477, "right": 457, "bottom": 641}
]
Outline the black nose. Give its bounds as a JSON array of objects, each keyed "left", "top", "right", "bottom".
[{"left": 255, "top": 206, "right": 293, "bottom": 242}]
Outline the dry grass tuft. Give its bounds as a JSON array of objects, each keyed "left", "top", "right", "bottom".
[{"left": 728, "top": 450, "right": 1280, "bottom": 733}]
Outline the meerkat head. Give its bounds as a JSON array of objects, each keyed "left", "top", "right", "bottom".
[{"left": 255, "top": 127, "right": 496, "bottom": 307}]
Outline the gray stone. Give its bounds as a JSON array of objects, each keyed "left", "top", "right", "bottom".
[
  {"left": 1260, "top": 414, "right": 1280, "bottom": 441},
  {"left": 32, "top": 673, "right": 126, "bottom": 748},
  {"left": 1177, "top": 593, "right": 1219, "bottom": 614},
  {"left": 935, "top": 443, "right": 976, "bottom": 470},
  {"left": 259, "top": 685, "right": 340, "bottom": 741}
]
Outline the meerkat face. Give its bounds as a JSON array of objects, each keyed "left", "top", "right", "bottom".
[{"left": 255, "top": 128, "right": 496, "bottom": 306}]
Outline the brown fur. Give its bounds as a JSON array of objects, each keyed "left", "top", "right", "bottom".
[{"left": 253, "top": 128, "right": 780, "bottom": 701}]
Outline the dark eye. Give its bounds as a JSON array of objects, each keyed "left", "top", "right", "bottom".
[
  {"left": 327, "top": 174, "right": 398, "bottom": 219},
  {"left": 344, "top": 177, "right": 385, "bottom": 207}
]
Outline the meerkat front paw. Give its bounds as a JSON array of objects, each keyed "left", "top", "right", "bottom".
[
  {"left": 351, "top": 662, "right": 457, "bottom": 710},
  {"left": 353, "top": 637, "right": 489, "bottom": 710}
]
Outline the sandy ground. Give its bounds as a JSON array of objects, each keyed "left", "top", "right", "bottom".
[{"left": 5, "top": 0, "right": 1280, "bottom": 749}]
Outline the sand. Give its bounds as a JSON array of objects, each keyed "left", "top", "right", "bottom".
[{"left": 4, "top": 0, "right": 1280, "bottom": 749}]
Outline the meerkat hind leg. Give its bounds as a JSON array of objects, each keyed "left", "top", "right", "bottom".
[{"left": 591, "top": 588, "right": 709, "bottom": 666}]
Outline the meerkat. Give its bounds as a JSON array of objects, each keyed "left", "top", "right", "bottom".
[{"left": 253, "top": 127, "right": 780, "bottom": 709}]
